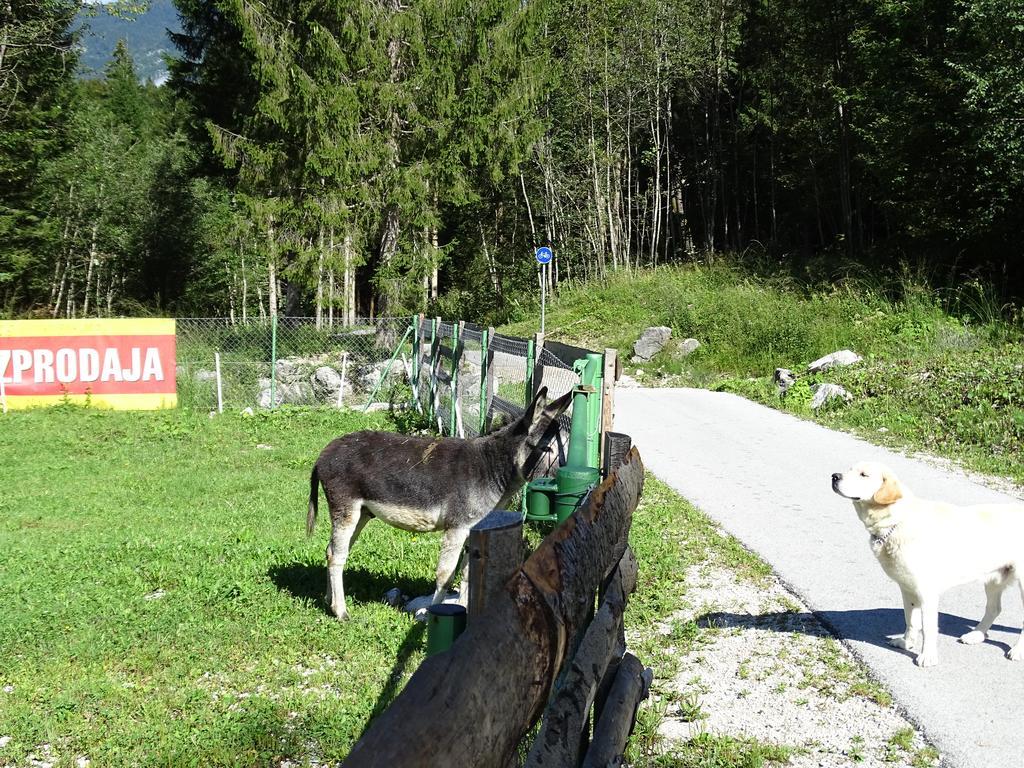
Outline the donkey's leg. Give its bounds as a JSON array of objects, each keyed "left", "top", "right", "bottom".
[
  {"left": 432, "top": 527, "right": 470, "bottom": 604},
  {"left": 326, "top": 500, "right": 369, "bottom": 620}
]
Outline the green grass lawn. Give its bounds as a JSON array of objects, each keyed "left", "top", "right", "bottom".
[
  {"left": 0, "top": 406, "right": 439, "bottom": 767},
  {"left": 0, "top": 405, "right": 721, "bottom": 767}
]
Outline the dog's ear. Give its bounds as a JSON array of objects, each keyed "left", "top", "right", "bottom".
[{"left": 872, "top": 470, "right": 903, "bottom": 506}]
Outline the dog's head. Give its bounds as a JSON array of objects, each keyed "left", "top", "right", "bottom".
[
  {"left": 510, "top": 386, "right": 574, "bottom": 477},
  {"left": 831, "top": 461, "right": 904, "bottom": 506}
]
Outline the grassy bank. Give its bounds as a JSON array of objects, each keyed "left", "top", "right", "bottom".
[{"left": 505, "top": 263, "right": 1024, "bottom": 483}]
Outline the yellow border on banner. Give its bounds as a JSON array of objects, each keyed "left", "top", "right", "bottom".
[
  {"left": 0, "top": 318, "right": 176, "bottom": 338},
  {"left": 3, "top": 393, "right": 178, "bottom": 410}
]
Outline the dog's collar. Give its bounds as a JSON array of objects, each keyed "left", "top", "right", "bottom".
[{"left": 870, "top": 524, "right": 898, "bottom": 549}]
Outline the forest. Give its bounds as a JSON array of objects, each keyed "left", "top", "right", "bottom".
[{"left": 2, "top": 0, "right": 1023, "bottom": 323}]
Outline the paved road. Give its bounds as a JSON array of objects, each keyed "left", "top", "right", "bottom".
[{"left": 615, "top": 388, "right": 1024, "bottom": 768}]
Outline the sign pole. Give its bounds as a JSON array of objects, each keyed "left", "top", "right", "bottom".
[
  {"left": 535, "top": 246, "right": 553, "bottom": 337},
  {"left": 541, "top": 262, "right": 546, "bottom": 336}
]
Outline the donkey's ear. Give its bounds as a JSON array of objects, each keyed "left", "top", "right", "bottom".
[
  {"left": 872, "top": 471, "right": 903, "bottom": 506},
  {"left": 515, "top": 386, "right": 548, "bottom": 434},
  {"left": 528, "top": 389, "right": 573, "bottom": 439}
]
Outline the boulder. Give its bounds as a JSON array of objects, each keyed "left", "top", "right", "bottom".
[
  {"left": 810, "top": 383, "right": 852, "bottom": 410},
  {"left": 807, "top": 349, "right": 861, "bottom": 374},
  {"left": 257, "top": 379, "right": 313, "bottom": 408},
  {"left": 631, "top": 326, "right": 672, "bottom": 362},
  {"left": 679, "top": 338, "right": 701, "bottom": 356},
  {"left": 360, "top": 360, "right": 390, "bottom": 392},
  {"left": 311, "top": 365, "right": 343, "bottom": 401}
]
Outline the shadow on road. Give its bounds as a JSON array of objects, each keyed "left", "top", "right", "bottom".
[{"left": 697, "top": 607, "right": 1018, "bottom": 658}]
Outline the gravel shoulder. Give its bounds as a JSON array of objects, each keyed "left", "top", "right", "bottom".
[{"left": 650, "top": 559, "right": 937, "bottom": 767}]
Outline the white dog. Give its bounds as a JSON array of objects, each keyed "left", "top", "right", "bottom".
[{"left": 832, "top": 461, "right": 1024, "bottom": 667}]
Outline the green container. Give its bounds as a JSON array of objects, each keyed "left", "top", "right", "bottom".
[
  {"left": 554, "top": 464, "right": 600, "bottom": 523},
  {"left": 526, "top": 477, "right": 558, "bottom": 521},
  {"left": 425, "top": 604, "right": 467, "bottom": 656}
]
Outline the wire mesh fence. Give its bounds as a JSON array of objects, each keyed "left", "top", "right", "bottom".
[
  {"left": 176, "top": 316, "right": 410, "bottom": 413},
  {"left": 175, "top": 315, "right": 597, "bottom": 444}
]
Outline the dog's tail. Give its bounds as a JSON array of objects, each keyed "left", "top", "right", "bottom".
[{"left": 307, "top": 464, "right": 320, "bottom": 537}]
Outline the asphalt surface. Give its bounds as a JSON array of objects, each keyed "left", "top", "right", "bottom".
[{"left": 615, "top": 387, "right": 1024, "bottom": 768}]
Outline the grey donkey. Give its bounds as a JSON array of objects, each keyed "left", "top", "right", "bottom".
[{"left": 307, "top": 386, "right": 573, "bottom": 620}]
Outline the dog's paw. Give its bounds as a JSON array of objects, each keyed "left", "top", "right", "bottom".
[
  {"left": 1007, "top": 645, "right": 1024, "bottom": 661},
  {"left": 914, "top": 651, "right": 938, "bottom": 668},
  {"left": 959, "top": 629, "right": 987, "bottom": 645},
  {"left": 888, "top": 634, "right": 917, "bottom": 651}
]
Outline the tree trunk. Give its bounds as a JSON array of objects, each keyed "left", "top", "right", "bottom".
[
  {"left": 581, "top": 653, "right": 652, "bottom": 768},
  {"left": 82, "top": 222, "right": 98, "bottom": 317},
  {"left": 241, "top": 249, "right": 249, "bottom": 324},
  {"left": 316, "top": 225, "right": 325, "bottom": 329},
  {"left": 267, "top": 219, "right": 278, "bottom": 319},
  {"left": 343, "top": 449, "right": 645, "bottom": 768},
  {"left": 524, "top": 548, "right": 638, "bottom": 767}
]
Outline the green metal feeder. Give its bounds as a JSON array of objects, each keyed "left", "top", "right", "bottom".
[
  {"left": 425, "top": 603, "right": 467, "bottom": 656},
  {"left": 525, "top": 476, "right": 558, "bottom": 522},
  {"left": 553, "top": 382, "right": 601, "bottom": 523}
]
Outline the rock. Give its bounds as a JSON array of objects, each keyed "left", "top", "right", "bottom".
[
  {"left": 311, "top": 366, "right": 343, "bottom": 401},
  {"left": 807, "top": 349, "right": 861, "bottom": 374},
  {"left": 360, "top": 360, "right": 390, "bottom": 392},
  {"left": 618, "top": 374, "right": 640, "bottom": 389},
  {"left": 631, "top": 326, "right": 672, "bottom": 362},
  {"left": 773, "top": 368, "right": 797, "bottom": 395},
  {"left": 257, "top": 379, "right": 313, "bottom": 408},
  {"left": 241, "top": 407, "right": 254, "bottom": 416},
  {"left": 383, "top": 588, "right": 405, "bottom": 607},
  {"left": 679, "top": 338, "right": 701, "bottom": 356},
  {"left": 194, "top": 369, "right": 217, "bottom": 382},
  {"left": 274, "top": 358, "right": 299, "bottom": 383},
  {"left": 404, "top": 591, "right": 462, "bottom": 620},
  {"left": 810, "top": 383, "right": 852, "bottom": 410}
]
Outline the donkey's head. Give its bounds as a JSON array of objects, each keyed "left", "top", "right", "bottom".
[{"left": 506, "top": 386, "right": 574, "bottom": 479}]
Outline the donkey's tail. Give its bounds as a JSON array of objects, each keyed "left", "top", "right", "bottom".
[{"left": 307, "top": 464, "right": 320, "bottom": 537}]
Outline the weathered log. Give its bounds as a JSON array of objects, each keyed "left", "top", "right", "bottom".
[
  {"left": 342, "top": 447, "right": 644, "bottom": 768},
  {"left": 581, "top": 653, "right": 654, "bottom": 768},
  {"left": 523, "top": 548, "right": 638, "bottom": 767},
  {"left": 467, "top": 509, "right": 525, "bottom": 620}
]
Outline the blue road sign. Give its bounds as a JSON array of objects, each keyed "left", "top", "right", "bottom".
[{"left": 535, "top": 246, "right": 553, "bottom": 265}]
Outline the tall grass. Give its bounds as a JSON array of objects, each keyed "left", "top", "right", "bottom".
[{"left": 505, "top": 260, "right": 1024, "bottom": 481}]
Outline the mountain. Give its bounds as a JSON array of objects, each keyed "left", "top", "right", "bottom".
[{"left": 73, "top": 0, "right": 182, "bottom": 84}]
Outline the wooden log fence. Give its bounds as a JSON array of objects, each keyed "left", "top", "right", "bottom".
[{"left": 343, "top": 447, "right": 650, "bottom": 768}]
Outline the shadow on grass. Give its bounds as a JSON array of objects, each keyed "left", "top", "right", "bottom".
[
  {"left": 367, "top": 620, "right": 427, "bottom": 721},
  {"left": 697, "top": 607, "right": 1019, "bottom": 659},
  {"left": 268, "top": 559, "right": 434, "bottom": 615}
]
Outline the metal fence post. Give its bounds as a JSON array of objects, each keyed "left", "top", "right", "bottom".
[
  {"left": 450, "top": 321, "right": 460, "bottom": 437},
  {"left": 478, "top": 328, "right": 489, "bottom": 435},
  {"left": 270, "top": 314, "right": 278, "bottom": 409},
  {"left": 429, "top": 317, "right": 439, "bottom": 422},
  {"left": 525, "top": 337, "right": 535, "bottom": 408},
  {"left": 412, "top": 315, "right": 421, "bottom": 403}
]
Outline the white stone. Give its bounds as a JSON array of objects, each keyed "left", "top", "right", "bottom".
[
  {"left": 807, "top": 349, "right": 862, "bottom": 374},
  {"left": 632, "top": 326, "right": 673, "bottom": 361},
  {"left": 810, "top": 383, "right": 852, "bottom": 410},
  {"left": 679, "top": 338, "right": 701, "bottom": 356}
]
